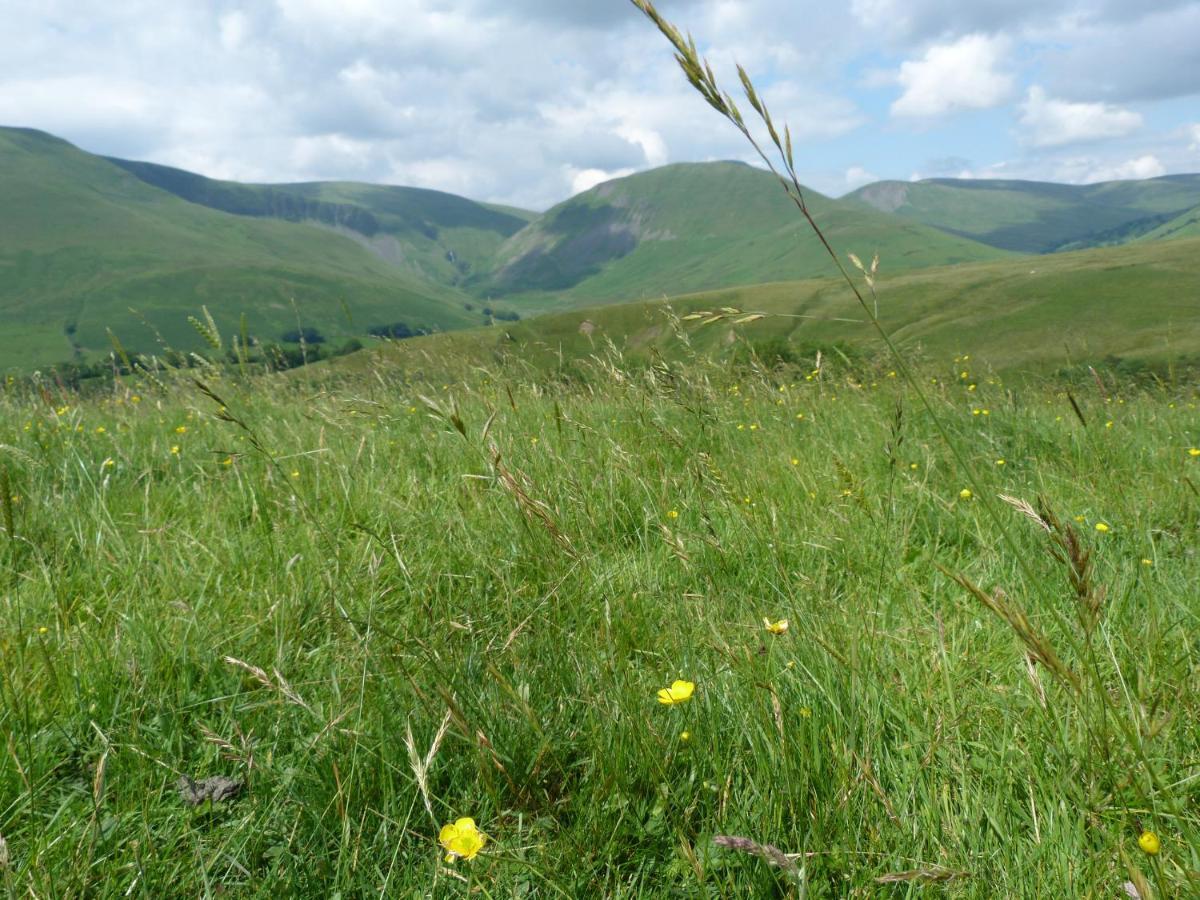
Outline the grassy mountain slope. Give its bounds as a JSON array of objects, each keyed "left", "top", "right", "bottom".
[
  {"left": 0, "top": 127, "right": 476, "bottom": 370},
  {"left": 108, "top": 157, "right": 533, "bottom": 286},
  {"left": 364, "top": 235, "right": 1200, "bottom": 377},
  {"left": 1140, "top": 202, "right": 1200, "bottom": 241},
  {"left": 847, "top": 175, "right": 1200, "bottom": 253},
  {"left": 478, "top": 162, "right": 1012, "bottom": 310}
]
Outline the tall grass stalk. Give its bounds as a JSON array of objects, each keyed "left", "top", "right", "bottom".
[{"left": 632, "top": 0, "right": 1182, "bottom": 886}]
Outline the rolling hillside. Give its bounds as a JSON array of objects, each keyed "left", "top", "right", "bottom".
[
  {"left": 359, "top": 235, "right": 1200, "bottom": 377},
  {"left": 1140, "top": 203, "right": 1200, "bottom": 241},
  {"left": 4, "top": 124, "right": 1199, "bottom": 375},
  {"left": 478, "top": 162, "right": 1012, "bottom": 309},
  {"left": 846, "top": 175, "right": 1200, "bottom": 253},
  {"left": 0, "top": 127, "right": 477, "bottom": 370},
  {"left": 107, "top": 157, "right": 534, "bottom": 286}
]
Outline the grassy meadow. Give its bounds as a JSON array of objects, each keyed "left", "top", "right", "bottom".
[{"left": 1, "top": 342, "right": 1199, "bottom": 896}]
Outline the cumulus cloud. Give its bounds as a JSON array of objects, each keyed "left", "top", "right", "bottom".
[
  {"left": 1051, "top": 154, "right": 1167, "bottom": 183},
  {"left": 1018, "top": 86, "right": 1142, "bottom": 147},
  {"left": 0, "top": 1, "right": 1196, "bottom": 208},
  {"left": 890, "top": 34, "right": 1014, "bottom": 118},
  {"left": 844, "top": 166, "right": 879, "bottom": 189}
]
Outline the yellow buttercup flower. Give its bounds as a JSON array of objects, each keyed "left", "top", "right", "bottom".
[
  {"left": 763, "top": 618, "right": 789, "bottom": 635},
  {"left": 959, "top": 489, "right": 972, "bottom": 500},
  {"left": 657, "top": 679, "right": 695, "bottom": 705},
  {"left": 667, "top": 509, "right": 679, "bottom": 519},
  {"left": 439, "top": 817, "right": 487, "bottom": 862},
  {"left": 1138, "top": 831, "right": 1160, "bottom": 855},
  {"left": 1189, "top": 448, "right": 1200, "bottom": 457},
  {"left": 680, "top": 731, "right": 691, "bottom": 742},
  {"left": 1095, "top": 522, "right": 1110, "bottom": 533}
]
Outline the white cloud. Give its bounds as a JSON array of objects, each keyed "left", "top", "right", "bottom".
[
  {"left": 0, "top": 1, "right": 1196, "bottom": 210},
  {"left": 1189, "top": 123, "right": 1200, "bottom": 152},
  {"left": 844, "top": 166, "right": 878, "bottom": 188},
  {"left": 890, "top": 34, "right": 1014, "bottom": 118},
  {"left": 568, "top": 166, "right": 637, "bottom": 196},
  {"left": 1018, "top": 86, "right": 1142, "bottom": 147},
  {"left": 1053, "top": 154, "right": 1166, "bottom": 183},
  {"left": 218, "top": 12, "right": 251, "bottom": 52}
]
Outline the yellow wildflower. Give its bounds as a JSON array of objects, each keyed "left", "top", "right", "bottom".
[
  {"left": 959, "top": 489, "right": 972, "bottom": 500},
  {"left": 1095, "top": 522, "right": 1110, "bottom": 533},
  {"left": 439, "top": 817, "right": 487, "bottom": 862},
  {"left": 791, "top": 458, "right": 799, "bottom": 466},
  {"left": 175, "top": 425, "right": 187, "bottom": 434},
  {"left": 666, "top": 509, "right": 679, "bottom": 519},
  {"left": 680, "top": 731, "right": 691, "bottom": 742},
  {"left": 995, "top": 459, "right": 1005, "bottom": 466},
  {"left": 1138, "top": 831, "right": 1160, "bottom": 855},
  {"left": 657, "top": 680, "right": 695, "bottom": 705},
  {"left": 763, "top": 618, "right": 789, "bottom": 635},
  {"left": 1189, "top": 448, "right": 1200, "bottom": 457},
  {"left": 95, "top": 426, "right": 106, "bottom": 434}
]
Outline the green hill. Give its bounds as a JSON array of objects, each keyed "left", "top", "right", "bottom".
[
  {"left": 363, "top": 235, "right": 1200, "bottom": 377},
  {"left": 0, "top": 127, "right": 477, "bottom": 370},
  {"left": 478, "top": 162, "right": 1012, "bottom": 309},
  {"left": 846, "top": 175, "right": 1200, "bottom": 253},
  {"left": 1139, "top": 203, "right": 1200, "bottom": 241},
  {"left": 107, "top": 157, "right": 534, "bottom": 286}
]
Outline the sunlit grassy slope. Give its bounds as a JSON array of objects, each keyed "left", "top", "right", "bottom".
[
  {"left": 354, "top": 234, "right": 1200, "bottom": 377},
  {"left": 2, "top": 347, "right": 1197, "bottom": 895},
  {"left": 108, "top": 157, "right": 534, "bottom": 286},
  {"left": 0, "top": 127, "right": 476, "bottom": 369},
  {"left": 1140, "top": 202, "right": 1200, "bottom": 241},
  {"left": 847, "top": 175, "right": 1200, "bottom": 253},
  {"left": 478, "top": 162, "right": 1013, "bottom": 310}
]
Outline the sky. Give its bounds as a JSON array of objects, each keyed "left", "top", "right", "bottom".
[{"left": 1, "top": 0, "right": 1198, "bottom": 210}]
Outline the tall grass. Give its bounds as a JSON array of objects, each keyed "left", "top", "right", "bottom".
[{"left": 0, "top": 349, "right": 1197, "bottom": 895}]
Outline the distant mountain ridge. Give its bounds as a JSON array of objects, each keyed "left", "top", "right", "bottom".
[
  {"left": 473, "top": 161, "right": 1011, "bottom": 306},
  {"left": 3, "top": 123, "right": 1199, "bottom": 371},
  {"left": 847, "top": 175, "right": 1200, "bottom": 253},
  {"left": 106, "top": 156, "right": 533, "bottom": 287}
]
